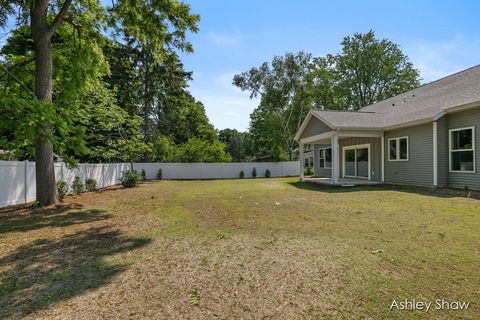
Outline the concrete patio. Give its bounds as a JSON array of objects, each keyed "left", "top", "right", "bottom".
[{"left": 304, "top": 177, "right": 383, "bottom": 186}]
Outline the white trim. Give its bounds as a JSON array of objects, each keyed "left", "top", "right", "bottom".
[
  {"left": 448, "top": 126, "right": 475, "bottom": 173},
  {"left": 434, "top": 101, "right": 480, "bottom": 121},
  {"left": 336, "top": 130, "right": 384, "bottom": 138},
  {"left": 381, "top": 135, "right": 385, "bottom": 182},
  {"left": 387, "top": 136, "right": 409, "bottom": 161},
  {"left": 300, "top": 131, "right": 334, "bottom": 144},
  {"left": 299, "top": 142, "right": 305, "bottom": 180},
  {"left": 318, "top": 147, "right": 332, "bottom": 169},
  {"left": 295, "top": 111, "right": 335, "bottom": 140},
  {"left": 342, "top": 143, "right": 371, "bottom": 180},
  {"left": 331, "top": 135, "right": 339, "bottom": 185},
  {"left": 433, "top": 122, "right": 438, "bottom": 186}
]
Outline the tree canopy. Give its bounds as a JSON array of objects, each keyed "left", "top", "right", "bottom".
[
  {"left": 0, "top": 0, "right": 230, "bottom": 204},
  {"left": 234, "top": 30, "right": 421, "bottom": 161}
]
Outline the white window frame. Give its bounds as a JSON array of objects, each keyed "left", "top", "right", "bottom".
[
  {"left": 388, "top": 136, "right": 409, "bottom": 161},
  {"left": 449, "top": 126, "right": 475, "bottom": 173},
  {"left": 342, "top": 143, "right": 371, "bottom": 180},
  {"left": 319, "top": 147, "right": 332, "bottom": 169}
]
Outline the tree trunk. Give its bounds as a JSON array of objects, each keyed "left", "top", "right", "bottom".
[
  {"left": 32, "top": 1, "right": 59, "bottom": 206},
  {"left": 143, "top": 56, "right": 151, "bottom": 162}
]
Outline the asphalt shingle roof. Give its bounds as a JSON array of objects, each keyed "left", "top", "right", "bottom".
[{"left": 311, "top": 65, "right": 480, "bottom": 129}]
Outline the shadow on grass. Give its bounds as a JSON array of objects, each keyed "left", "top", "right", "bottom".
[
  {"left": 0, "top": 226, "right": 151, "bottom": 319},
  {"left": 289, "top": 180, "right": 480, "bottom": 200},
  {"left": 0, "top": 203, "right": 111, "bottom": 235}
]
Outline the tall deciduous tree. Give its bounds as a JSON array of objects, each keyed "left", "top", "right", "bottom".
[
  {"left": 0, "top": 1, "right": 199, "bottom": 205},
  {"left": 234, "top": 31, "right": 421, "bottom": 161},
  {"left": 333, "top": 30, "right": 420, "bottom": 110},
  {"left": 233, "top": 52, "right": 313, "bottom": 161}
]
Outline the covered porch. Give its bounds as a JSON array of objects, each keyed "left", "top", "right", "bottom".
[{"left": 298, "top": 129, "right": 385, "bottom": 186}]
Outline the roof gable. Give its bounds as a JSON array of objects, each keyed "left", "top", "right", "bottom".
[{"left": 295, "top": 65, "right": 480, "bottom": 136}]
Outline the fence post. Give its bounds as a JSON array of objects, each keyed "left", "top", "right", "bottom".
[
  {"left": 101, "top": 163, "right": 105, "bottom": 188},
  {"left": 24, "top": 160, "right": 28, "bottom": 203}
]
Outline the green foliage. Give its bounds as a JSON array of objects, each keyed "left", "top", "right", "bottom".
[
  {"left": 234, "top": 31, "right": 420, "bottom": 161},
  {"left": 176, "top": 138, "right": 232, "bottom": 163},
  {"left": 304, "top": 167, "right": 313, "bottom": 176},
  {"left": 252, "top": 167, "right": 257, "bottom": 179},
  {"left": 72, "top": 176, "right": 84, "bottom": 195},
  {"left": 332, "top": 30, "right": 420, "bottom": 110},
  {"left": 120, "top": 170, "right": 140, "bottom": 188},
  {"left": 190, "top": 289, "right": 201, "bottom": 306},
  {"left": 157, "top": 168, "right": 163, "bottom": 180},
  {"left": 56, "top": 181, "right": 68, "bottom": 200},
  {"left": 239, "top": 170, "right": 245, "bottom": 179},
  {"left": 0, "top": 0, "right": 200, "bottom": 166},
  {"left": 218, "top": 129, "right": 253, "bottom": 162},
  {"left": 265, "top": 169, "right": 271, "bottom": 178},
  {"left": 72, "top": 81, "right": 147, "bottom": 163},
  {"left": 151, "top": 135, "right": 177, "bottom": 162},
  {"left": 140, "top": 169, "right": 146, "bottom": 180},
  {"left": 85, "top": 178, "right": 97, "bottom": 192}
]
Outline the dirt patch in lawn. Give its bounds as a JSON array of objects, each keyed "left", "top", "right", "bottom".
[{"left": 1, "top": 178, "right": 479, "bottom": 319}]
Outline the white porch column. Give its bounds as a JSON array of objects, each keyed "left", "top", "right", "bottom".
[
  {"left": 299, "top": 142, "right": 304, "bottom": 180},
  {"left": 381, "top": 135, "right": 385, "bottom": 182},
  {"left": 331, "top": 134, "right": 339, "bottom": 185},
  {"left": 433, "top": 121, "right": 438, "bottom": 187}
]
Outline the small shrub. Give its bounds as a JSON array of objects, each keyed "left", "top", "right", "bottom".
[
  {"left": 239, "top": 170, "right": 245, "bottom": 179},
  {"left": 157, "top": 168, "right": 163, "bottom": 180},
  {"left": 85, "top": 178, "right": 97, "bottom": 191},
  {"left": 265, "top": 169, "right": 271, "bottom": 178},
  {"left": 141, "top": 168, "right": 146, "bottom": 180},
  {"left": 304, "top": 167, "right": 313, "bottom": 175},
  {"left": 120, "top": 170, "right": 140, "bottom": 188},
  {"left": 56, "top": 180, "right": 68, "bottom": 200},
  {"left": 252, "top": 167, "right": 257, "bottom": 179},
  {"left": 72, "top": 176, "right": 84, "bottom": 194}
]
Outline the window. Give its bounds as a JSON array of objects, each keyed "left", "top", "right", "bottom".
[
  {"left": 304, "top": 158, "right": 309, "bottom": 168},
  {"left": 449, "top": 127, "right": 475, "bottom": 172},
  {"left": 319, "top": 147, "right": 332, "bottom": 168},
  {"left": 388, "top": 137, "right": 409, "bottom": 161}
]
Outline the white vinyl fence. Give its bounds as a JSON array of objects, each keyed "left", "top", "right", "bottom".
[{"left": 0, "top": 161, "right": 299, "bottom": 207}]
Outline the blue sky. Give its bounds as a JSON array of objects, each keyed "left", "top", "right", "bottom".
[{"left": 180, "top": 0, "right": 480, "bottom": 131}]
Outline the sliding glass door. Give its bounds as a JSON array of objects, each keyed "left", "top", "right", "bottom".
[{"left": 343, "top": 145, "right": 370, "bottom": 179}]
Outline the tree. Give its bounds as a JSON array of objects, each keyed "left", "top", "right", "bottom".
[
  {"left": 0, "top": 1, "right": 199, "bottom": 205},
  {"left": 218, "top": 129, "right": 253, "bottom": 162},
  {"left": 234, "top": 31, "right": 421, "bottom": 161},
  {"left": 332, "top": 30, "right": 420, "bottom": 110},
  {"left": 233, "top": 52, "right": 313, "bottom": 161},
  {"left": 176, "top": 138, "right": 231, "bottom": 163}
]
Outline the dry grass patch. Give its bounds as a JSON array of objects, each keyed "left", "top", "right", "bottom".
[{"left": 0, "top": 178, "right": 479, "bottom": 319}]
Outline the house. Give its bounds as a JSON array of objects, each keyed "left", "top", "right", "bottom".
[
  {"left": 295, "top": 65, "right": 480, "bottom": 189},
  {"left": 293, "top": 145, "right": 314, "bottom": 168}
]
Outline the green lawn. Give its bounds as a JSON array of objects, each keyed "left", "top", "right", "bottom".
[{"left": 0, "top": 178, "right": 479, "bottom": 319}]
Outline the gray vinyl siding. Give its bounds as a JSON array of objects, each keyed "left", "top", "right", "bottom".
[
  {"left": 446, "top": 108, "right": 480, "bottom": 189},
  {"left": 300, "top": 117, "right": 332, "bottom": 139},
  {"left": 384, "top": 123, "right": 433, "bottom": 186},
  {"left": 313, "top": 144, "right": 331, "bottom": 177},
  {"left": 436, "top": 116, "right": 448, "bottom": 187},
  {"left": 339, "top": 137, "right": 382, "bottom": 182}
]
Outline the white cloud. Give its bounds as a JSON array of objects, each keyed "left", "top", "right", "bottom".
[
  {"left": 204, "top": 30, "right": 243, "bottom": 47},
  {"left": 405, "top": 34, "right": 480, "bottom": 83}
]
